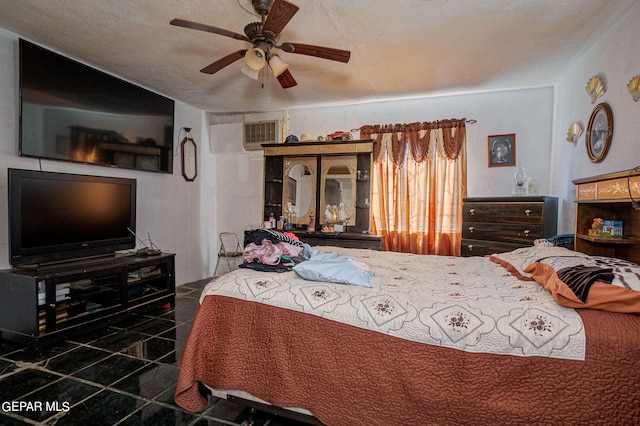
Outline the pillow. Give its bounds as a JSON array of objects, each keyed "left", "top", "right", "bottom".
[
  {"left": 524, "top": 255, "right": 640, "bottom": 313},
  {"left": 293, "top": 249, "right": 374, "bottom": 288},
  {"left": 489, "top": 247, "right": 640, "bottom": 312},
  {"left": 489, "top": 246, "right": 586, "bottom": 279}
]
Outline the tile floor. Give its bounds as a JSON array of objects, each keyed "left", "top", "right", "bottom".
[{"left": 0, "top": 279, "right": 308, "bottom": 426}]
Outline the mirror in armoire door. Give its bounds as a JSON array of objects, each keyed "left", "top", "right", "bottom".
[
  {"left": 320, "top": 155, "right": 357, "bottom": 226},
  {"left": 283, "top": 157, "right": 316, "bottom": 227}
]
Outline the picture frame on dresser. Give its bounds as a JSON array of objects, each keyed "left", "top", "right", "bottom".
[{"left": 488, "top": 134, "right": 516, "bottom": 167}]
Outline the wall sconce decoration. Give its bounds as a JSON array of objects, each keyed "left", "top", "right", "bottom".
[
  {"left": 566, "top": 122, "right": 583, "bottom": 145},
  {"left": 181, "top": 128, "right": 198, "bottom": 182},
  {"left": 585, "top": 75, "right": 605, "bottom": 104},
  {"left": 627, "top": 75, "right": 640, "bottom": 102}
]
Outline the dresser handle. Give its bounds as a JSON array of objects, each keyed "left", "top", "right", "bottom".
[
  {"left": 467, "top": 244, "right": 474, "bottom": 251},
  {"left": 523, "top": 229, "right": 530, "bottom": 236},
  {"left": 468, "top": 226, "right": 474, "bottom": 233},
  {"left": 469, "top": 208, "right": 475, "bottom": 216},
  {"left": 524, "top": 209, "right": 531, "bottom": 216}
]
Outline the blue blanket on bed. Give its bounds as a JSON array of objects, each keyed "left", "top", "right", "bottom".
[{"left": 292, "top": 248, "right": 374, "bottom": 287}]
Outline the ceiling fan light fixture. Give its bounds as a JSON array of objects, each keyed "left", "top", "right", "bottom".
[
  {"left": 245, "top": 47, "right": 266, "bottom": 70},
  {"left": 268, "top": 54, "right": 288, "bottom": 77},
  {"left": 241, "top": 65, "right": 260, "bottom": 80},
  {"left": 171, "top": 0, "right": 348, "bottom": 89}
]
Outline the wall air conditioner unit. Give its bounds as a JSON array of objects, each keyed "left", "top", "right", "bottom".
[{"left": 243, "top": 120, "right": 281, "bottom": 151}]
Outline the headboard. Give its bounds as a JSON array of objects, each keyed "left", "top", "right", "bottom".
[{"left": 572, "top": 168, "right": 640, "bottom": 263}]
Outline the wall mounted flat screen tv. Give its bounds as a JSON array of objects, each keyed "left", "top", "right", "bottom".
[
  {"left": 8, "top": 168, "right": 137, "bottom": 268},
  {"left": 19, "top": 39, "right": 175, "bottom": 173}
]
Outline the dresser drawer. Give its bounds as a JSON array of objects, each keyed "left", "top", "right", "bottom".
[
  {"left": 460, "top": 196, "right": 558, "bottom": 257},
  {"left": 462, "top": 222, "right": 543, "bottom": 244},
  {"left": 463, "top": 202, "right": 545, "bottom": 224},
  {"left": 460, "top": 239, "right": 526, "bottom": 257},
  {"left": 292, "top": 232, "right": 384, "bottom": 251},
  {"left": 302, "top": 236, "right": 383, "bottom": 250}
]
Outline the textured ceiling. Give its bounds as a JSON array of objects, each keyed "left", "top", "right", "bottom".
[{"left": 0, "top": 0, "right": 635, "bottom": 114}]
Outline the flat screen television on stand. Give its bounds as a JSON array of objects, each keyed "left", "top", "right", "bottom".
[{"left": 8, "top": 168, "right": 137, "bottom": 269}]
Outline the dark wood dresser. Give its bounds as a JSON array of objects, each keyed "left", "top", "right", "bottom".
[
  {"left": 461, "top": 196, "right": 558, "bottom": 257},
  {"left": 244, "top": 230, "right": 384, "bottom": 251},
  {"left": 293, "top": 231, "right": 384, "bottom": 250}
]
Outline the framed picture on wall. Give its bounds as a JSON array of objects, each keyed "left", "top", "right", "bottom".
[
  {"left": 585, "top": 102, "right": 613, "bottom": 163},
  {"left": 488, "top": 134, "right": 516, "bottom": 167}
]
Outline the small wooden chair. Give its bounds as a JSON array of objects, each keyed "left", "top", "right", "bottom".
[{"left": 214, "top": 232, "right": 243, "bottom": 277}]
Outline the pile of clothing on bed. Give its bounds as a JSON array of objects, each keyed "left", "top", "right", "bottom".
[
  {"left": 240, "top": 229, "right": 311, "bottom": 272},
  {"left": 240, "top": 229, "right": 374, "bottom": 287}
]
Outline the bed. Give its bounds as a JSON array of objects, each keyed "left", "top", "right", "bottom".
[{"left": 175, "top": 241, "right": 640, "bottom": 425}]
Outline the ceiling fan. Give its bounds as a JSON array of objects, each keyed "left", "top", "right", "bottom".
[{"left": 170, "top": 0, "right": 351, "bottom": 89}]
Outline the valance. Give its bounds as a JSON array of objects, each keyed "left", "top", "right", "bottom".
[{"left": 360, "top": 119, "right": 466, "bottom": 164}]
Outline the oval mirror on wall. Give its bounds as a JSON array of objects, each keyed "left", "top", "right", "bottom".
[
  {"left": 283, "top": 157, "right": 316, "bottom": 227},
  {"left": 320, "top": 155, "right": 356, "bottom": 226}
]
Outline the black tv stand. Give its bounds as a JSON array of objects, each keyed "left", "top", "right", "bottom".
[
  {"left": 0, "top": 252, "right": 175, "bottom": 350},
  {"left": 13, "top": 252, "right": 123, "bottom": 272}
]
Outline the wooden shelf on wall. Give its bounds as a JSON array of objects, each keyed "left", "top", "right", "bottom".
[
  {"left": 263, "top": 140, "right": 373, "bottom": 156},
  {"left": 576, "top": 234, "right": 638, "bottom": 245}
]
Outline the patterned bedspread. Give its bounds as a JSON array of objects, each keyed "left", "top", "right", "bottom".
[{"left": 201, "top": 246, "right": 585, "bottom": 360}]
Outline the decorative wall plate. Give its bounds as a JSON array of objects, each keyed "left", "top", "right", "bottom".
[{"left": 585, "top": 102, "right": 613, "bottom": 163}]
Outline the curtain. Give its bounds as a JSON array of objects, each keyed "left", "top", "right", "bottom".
[{"left": 360, "top": 120, "right": 467, "bottom": 256}]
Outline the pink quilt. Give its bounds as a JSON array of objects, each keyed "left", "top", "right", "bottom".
[{"left": 175, "top": 248, "right": 640, "bottom": 425}]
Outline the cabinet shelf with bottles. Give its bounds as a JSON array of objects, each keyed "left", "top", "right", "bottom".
[
  {"left": 263, "top": 156, "right": 284, "bottom": 221},
  {"left": 262, "top": 140, "right": 379, "bottom": 238}
]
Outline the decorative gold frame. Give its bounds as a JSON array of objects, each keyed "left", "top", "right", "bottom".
[{"left": 585, "top": 102, "right": 613, "bottom": 163}]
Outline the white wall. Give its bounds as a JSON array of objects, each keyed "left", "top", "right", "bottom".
[
  {"left": 208, "top": 88, "right": 554, "bottom": 235},
  {"left": 0, "top": 28, "right": 209, "bottom": 285},
  {"left": 550, "top": 1, "right": 640, "bottom": 233},
  {"left": 208, "top": 1, "right": 640, "bottom": 239},
  {"left": 2, "top": 0, "right": 638, "bottom": 285},
  {"left": 289, "top": 89, "right": 554, "bottom": 198}
]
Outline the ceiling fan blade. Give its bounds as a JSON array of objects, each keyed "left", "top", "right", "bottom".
[
  {"left": 282, "top": 43, "right": 350, "bottom": 63},
  {"left": 200, "top": 50, "right": 247, "bottom": 74},
  {"left": 263, "top": 0, "right": 299, "bottom": 36},
  {"left": 170, "top": 18, "right": 249, "bottom": 42},
  {"left": 277, "top": 69, "right": 297, "bottom": 89}
]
